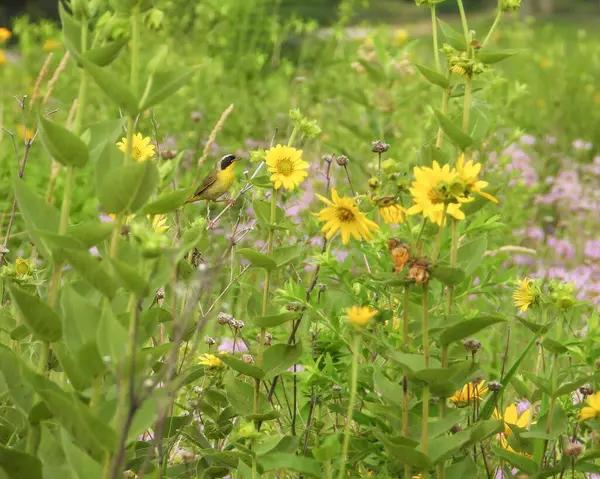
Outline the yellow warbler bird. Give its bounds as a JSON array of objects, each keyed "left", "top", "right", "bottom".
[{"left": 187, "top": 154, "right": 239, "bottom": 204}]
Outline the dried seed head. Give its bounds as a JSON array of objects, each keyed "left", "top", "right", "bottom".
[
  {"left": 155, "top": 287, "right": 165, "bottom": 300},
  {"left": 190, "top": 111, "right": 203, "bottom": 122},
  {"left": 242, "top": 354, "right": 254, "bottom": 364},
  {"left": 333, "top": 384, "right": 342, "bottom": 392},
  {"left": 322, "top": 153, "right": 335, "bottom": 164},
  {"left": 563, "top": 441, "right": 584, "bottom": 458},
  {"left": 204, "top": 336, "right": 216, "bottom": 346},
  {"left": 368, "top": 177, "right": 380, "bottom": 189},
  {"left": 372, "top": 140, "right": 390, "bottom": 153},
  {"left": 387, "top": 238, "right": 410, "bottom": 273},
  {"left": 450, "top": 424, "right": 463, "bottom": 434},
  {"left": 286, "top": 301, "right": 302, "bottom": 312},
  {"left": 487, "top": 380, "right": 502, "bottom": 392},
  {"left": 181, "top": 450, "right": 195, "bottom": 463},
  {"left": 318, "top": 283, "right": 327, "bottom": 293},
  {"left": 258, "top": 332, "right": 273, "bottom": 346},
  {"left": 407, "top": 258, "right": 430, "bottom": 284},
  {"left": 579, "top": 384, "right": 594, "bottom": 396},
  {"left": 161, "top": 149, "right": 177, "bottom": 160},
  {"left": 231, "top": 319, "right": 245, "bottom": 330},
  {"left": 463, "top": 338, "right": 482, "bottom": 354},
  {"left": 217, "top": 312, "right": 233, "bottom": 325},
  {"left": 335, "top": 155, "right": 349, "bottom": 166}
]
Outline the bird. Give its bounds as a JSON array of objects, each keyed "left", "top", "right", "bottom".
[{"left": 186, "top": 154, "right": 240, "bottom": 221}]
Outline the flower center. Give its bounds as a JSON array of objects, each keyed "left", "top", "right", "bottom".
[
  {"left": 277, "top": 157, "right": 294, "bottom": 176},
  {"left": 132, "top": 146, "right": 142, "bottom": 160},
  {"left": 335, "top": 207, "right": 355, "bottom": 223}
]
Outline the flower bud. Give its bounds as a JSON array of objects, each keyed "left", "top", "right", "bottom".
[
  {"left": 579, "top": 384, "right": 594, "bottom": 396},
  {"left": 333, "top": 384, "right": 342, "bottom": 392},
  {"left": 563, "top": 441, "right": 584, "bottom": 458},
  {"left": 335, "top": 155, "right": 349, "bottom": 167},
  {"left": 257, "top": 332, "right": 272, "bottom": 346},
  {"left": 217, "top": 312, "right": 233, "bottom": 325},
  {"left": 289, "top": 109, "right": 302, "bottom": 121},
  {"left": 204, "top": 336, "right": 216, "bottom": 346},
  {"left": 286, "top": 301, "right": 302, "bottom": 312},
  {"left": 487, "top": 380, "right": 502, "bottom": 392},
  {"left": 463, "top": 338, "right": 482, "bottom": 354},
  {"left": 318, "top": 284, "right": 327, "bottom": 293},
  {"left": 143, "top": 8, "right": 164, "bottom": 30},
  {"left": 231, "top": 319, "right": 245, "bottom": 330},
  {"left": 242, "top": 354, "right": 254, "bottom": 364},
  {"left": 190, "top": 111, "right": 203, "bottom": 123},
  {"left": 372, "top": 140, "right": 390, "bottom": 153},
  {"left": 14, "top": 257, "right": 32, "bottom": 277},
  {"left": 368, "top": 177, "right": 380, "bottom": 189},
  {"left": 450, "top": 424, "right": 463, "bottom": 434},
  {"left": 500, "top": 0, "right": 521, "bottom": 11},
  {"left": 407, "top": 258, "right": 430, "bottom": 284}
]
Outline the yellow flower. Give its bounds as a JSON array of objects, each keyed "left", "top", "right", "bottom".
[
  {"left": 316, "top": 189, "right": 379, "bottom": 244},
  {"left": 379, "top": 203, "right": 406, "bottom": 225},
  {"left": 406, "top": 161, "right": 465, "bottom": 225},
  {"left": 0, "top": 28, "right": 11, "bottom": 43},
  {"left": 580, "top": 392, "right": 600, "bottom": 421},
  {"left": 14, "top": 258, "right": 31, "bottom": 277},
  {"left": 116, "top": 133, "right": 155, "bottom": 162},
  {"left": 43, "top": 39, "right": 61, "bottom": 51},
  {"left": 494, "top": 404, "right": 533, "bottom": 454},
  {"left": 394, "top": 28, "right": 409, "bottom": 47},
  {"left": 347, "top": 305, "right": 376, "bottom": 326},
  {"left": 513, "top": 278, "right": 535, "bottom": 313},
  {"left": 450, "top": 381, "right": 488, "bottom": 408},
  {"left": 17, "top": 125, "right": 35, "bottom": 141},
  {"left": 198, "top": 353, "right": 224, "bottom": 369},
  {"left": 539, "top": 57, "right": 552, "bottom": 69},
  {"left": 150, "top": 214, "right": 169, "bottom": 232},
  {"left": 265, "top": 145, "right": 309, "bottom": 191},
  {"left": 0, "top": 50, "right": 6, "bottom": 65},
  {"left": 456, "top": 154, "right": 498, "bottom": 204},
  {"left": 594, "top": 91, "right": 600, "bottom": 104}
]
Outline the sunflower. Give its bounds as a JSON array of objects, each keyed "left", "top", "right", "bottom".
[
  {"left": 580, "top": 392, "right": 600, "bottom": 421},
  {"left": 494, "top": 404, "right": 533, "bottom": 454},
  {"left": 0, "top": 50, "right": 5, "bottom": 66},
  {"left": 347, "top": 306, "right": 377, "bottom": 326},
  {"left": 407, "top": 161, "right": 466, "bottom": 225},
  {"left": 265, "top": 145, "right": 309, "bottom": 191},
  {"left": 117, "top": 133, "right": 155, "bottom": 162},
  {"left": 379, "top": 200, "right": 406, "bottom": 225},
  {"left": 456, "top": 154, "right": 498, "bottom": 204},
  {"left": 198, "top": 353, "right": 224, "bottom": 369},
  {"left": 450, "top": 381, "right": 488, "bottom": 408},
  {"left": 513, "top": 278, "right": 536, "bottom": 313},
  {"left": 0, "top": 28, "right": 11, "bottom": 43},
  {"left": 42, "top": 39, "right": 61, "bottom": 52},
  {"left": 150, "top": 214, "right": 169, "bottom": 233},
  {"left": 316, "top": 189, "right": 379, "bottom": 244},
  {"left": 17, "top": 125, "right": 35, "bottom": 142}
]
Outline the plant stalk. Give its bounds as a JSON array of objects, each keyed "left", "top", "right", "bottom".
[{"left": 421, "top": 283, "right": 430, "bottom": 479}]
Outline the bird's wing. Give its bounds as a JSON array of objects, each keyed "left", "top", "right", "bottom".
[{"left": 190, "top": 171, "right": 217, "bottom": 199}]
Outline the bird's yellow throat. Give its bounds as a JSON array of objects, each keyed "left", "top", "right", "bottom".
[{"left": 217, "top": 162, "right": 236, "bottom": 189}]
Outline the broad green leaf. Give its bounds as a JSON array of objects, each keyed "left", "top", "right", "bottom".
[
  {"left": 271, "top": 244, "right": 304, "bottom": 269},
  {"left": 8, "top": 285, "right": 62, "bottom": 342},
  {"left": 0, "top": 448, "right": 42, "bottom": 479},
  {"left": 259, "top": 453, "right": 321, "bottom": 478},
  {"left": 237, "top": 248, "right": 277, "bottom": 271},
  {"left": 542, "top": 338, "right": 568, "bottom": 355},
  {"left": 139, "top": 67, "right": 199, "bottom": 111},
  {"left": 96, "top": 308, "right": 128, "bottom": 367},
  {"left": 492, "top": 446, "right": 539, "bottom": 475},
  {"left": 38, "top": 426, "right": 70, "bottom": 479},
  {"left": 83, "top": 38, "right": 128, "bottom": 66},
  {"left": 254, "top": 312, "right": 298, "bottom": 328},
  {"left": 127, "top": 398, "right": 159, "bottom": 443},
  {"left": 252, "top": 199, "right": 286, "bottom": 227},
  {"left": 109, "top": 258, "right": 149, "bottom": 296},
  {"left": 35, "top": 230, "right": 86, "bottom": 252},
  {"left": 373, "top": 370, "right": 403, "bottom": 406},
  {"left": 387, "top": 352, "right": 440, "bottom": 373},
  {"left": 516, "top": 316, "right": 552, "bottom": 335},
  {"left": 60, "top": 249, "right": 117, "bottom": 298},
  {"left": 53, "top": 343, "right": 91, "bottom": 391},
  {"left": 425, "top": 429, "right": 471, "bottom": 464},
  {"left": 437, "top": 19, "right": 467, "bottom": 51},
  {"left": 68, "top": 221, "right": 114, "bottom": 248},
  {"left": 10, "top": 324, "right": 30, "bottom": 341},
  {"left": 477, "top": 48, "right": 522, "bottom": 64},
  {"left": 59, "top": 2, "right": 86, "bottom": 56},
  {"left": 249, "top": 175, "right": 272, "bottom": 189},
  {"left": 261, "top": 342, "right": 303, "bottom": 379},
  {"left": 457, "top": 236, "right": 488, "bottom": 276},
  {"left": 433, "top": 109, "right": 475, "bottom": 150},
  {"left": 140, "top": 187, "right": 194, "bottom": 214},
  {"left": 430, "top": 262, "right": 466, "bottom": 286},
  {"left": 176, "top": 224, "right": 209, "bottom": 262},
  {"left": 13, "top": 172, "right": 60, "bottom": 259},
  {"left": 38, "top": 116, "right": 89, "bottom": 168},
  {"left": 469, "top": 419, "right": 503, "bottom": 443},
  {"left": 439, "top": 314, "right": 507, "bottom": 344},
  {"left": 59, "top": 286, "right": 102, "bottom": 351},
  {"left": 225, "top": 377, "right": 271, "bottom": 417},
  {"left": 0, "top": 346, "right": 35, "bottom": 412},
  {"left": 82, "top": 119, "right": 123, "bottom": 164},
  {"left": 98, "top": 161, "right": 159, "bottom": 214},
  {"left": 555, "top": 373, "right": 600, "bottom": 397},
  {"left": 220, "top": 354, "right": 264, "bottom": 379},
  {"left": 414, "top": 63, "right": 449, "bottom": 88},
  {"left": 446, "top": 457, "right": 477, "bottom": 479},
  {"left": 61, "top": 430, "right": 102, "bottom": 479}
]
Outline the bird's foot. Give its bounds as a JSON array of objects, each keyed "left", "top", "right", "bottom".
[
  {"left": 207, "top": 220, "right": 218, "bottom": 230},
  {"left": 227, "top": 197, "right": 237, "bottom": 207}
]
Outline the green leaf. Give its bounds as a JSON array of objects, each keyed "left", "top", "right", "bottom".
[
  {"left": 35, "top": 230, "right": 86, "bottom": 251},
  {"left": 516, "top": 316, "right": 552, "bottom": 335},
  {"left": 430, "top": 262, "right": 466, "bottom": 286},
  {"left": 259, "top": 453, "right": 321, "bottom": 478},
  {"left": 77, "top": 55, "right": 139, "bottom": 116},
  {"left": 60, "top": 430, "right": 102, "bottom": 479},
  {"left": 387, "top": 352, "right": 440, "bottom": 373},
  {"left": 437, "top": 19, "right": 467, "bottom": 51},
  {"left": 68, "top": 221, "right": 114, "bottom": 248},
  {"left": 60, "top": 249, "right": 117, "bottom": 298},
  {"left": 225, "top": 377, "right": 271, "bottom": 417},
  {"left": 555, "top": 373, "right": 600, "bottom": 397},
  {"left": 109, "top": 259, "right": 149, "bottom": 297},
  {"left": 446, "top": 457, "right": 477, "bottom": 479},
  {"left": 492, "top": 446, "right": 539, "bottom": 475},
  {"left": 139, "top": 67, "right": 199, "bottom": 111},
  {"left": 0, "top": 346, "right": 35, "bottom": 413},
  {"left": 237, "top": 248, "right": 277, "bottom": 271},
  {"left": 59, "top": 2, "right": 86, "bottom": 56},
  {"left": 414, "top": 63, "right": 449, "bottom": 88},
  {"left": 469, "top": 419, "right": 503, "bottom": 443},
  {"left": 83, "top": 38, "right": 128, "bottom": 66},
  {"left": 249, "top": 175, "right": 272, "bottom": 189},
  {"left": 13, "top": 173, "right": 60, "bottom": 259},
  {"left": 127, "top": 398, "right": 159, "bottom": 443},
  {"left": 38, "top": 426, "right": 70, "bottom": 479},
  {"left": 53, "top": 343, "right": 91, "bottom": 391},
  {"left": 271, "top": 244, "right": 304, "bottom": 269},
  {"left": 96, "top": 308, "right": 128, "bottom": 367},
  {"left": 542, "top": 338, "right": 568, "bottom": 355},
  {"left": 82, "top": 120, "right": 123, "bottom": 164},
  {"left": 38, "top": 116, "right": 89, "bottom": 168},
  {"left": 440, "top": 314, "right": 507, "bottom": 344},
  {"left": 261, "top": 342, "right": 303, "bottom": 379},
  {"left": 457, "top": 236, "right": 488, "bottom": 277},
  {"left": 140, "top": 187, "right": 194, "bottom": 214},
  {"left": 425, "top": 429, "right": 472, "bottom": 464},
  {"left": 8, "top": 285, "right": 62, "bottom": 342},
  {"left": 254, "top": 312, "right": 298, "bottom": 328},
  {"left": 477, "top": 48, "right": 522, "bottom": 64},
  {"left": 433, "top": 109, "right": 475, "bottom": 150},
  {"left": 312, "top": 434, "right": 340, "bottom": 463},
  {"left": 373, "top": 370, "right": 403, "bottom": 406},
  {"left": 59, "top": 286, "right": 102, "bottom": 351},
  {"left": 0, "top": 448, "right": 42, "bottom": 479},
  {"left": 220, "top": 354, "right": 264, "bottom": 379},
  {"left": 10, "top": 324, "right": 30, "bottom": 341},
  {"left": 98, "top": 161, "right": 159, "bottom": 214}
]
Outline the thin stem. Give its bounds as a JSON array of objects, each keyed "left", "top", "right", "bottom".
[
  {"left": 483, "top": 9, "right": 503, "bottom": 47},
  {"left": 435, "top": 72, "right": 452, "bottom": 149},
  {"left": 456, "top": 0, "right": 470, "bottom": 48},
  {"left": 431, "top": 4, "right": 441, "bottom": 72},
  {"left": 431, "top": 204, "right": 449, "bottom": 261},
  {"left": 462, "top": 76, "right": 472, "bottom": 134},
  {"left": 421, "top": 283, "right": 430, "bottom": 479},
  {"left": 337, "top": 334, "right": 360, "bottom": 479},
  {"left": 402, "top": 286, "right": 411, "bottom": 479},
  {"left": 130, "top": 6, "right": 140, "bottom": 98},
  {"left": 446, "top": 219, "right": 459, "bottom": 313}
]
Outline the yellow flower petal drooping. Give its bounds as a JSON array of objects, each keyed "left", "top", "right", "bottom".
[
  {"left": 346, "top": 306, "right": 377, "bottom": 326},
  {"left": 580, "top": 392, "right": 600, "bottom": 421},
  {"left": 316, "top": 189, "right": 379, "bottom": 244},
  {"left": 116, "top": 133, "right": 155, "bottom": 162},
  {"left": 150, "top": 214, "right": 169, "bottom": 233},
  {"left": 198, "top": 353, "right": 224, "bottom": 369},
  {"left": 449, "top": 381, "right": 488, "bottom": 408},
  {"left": 456, "top": 154, "right": 498, "bottom": 204},
  {"left": 493, "top": 404, "right": 534, "bottom": 454},
  {"left": 0, "top": 28, "right": 11, "bottom": 43},
  {"left": 407, "top": 161, "right": 465, "bottom": 225},
  {"left": 43, "top": 39, "right": 62, "bottom": 51},
  {"left": 513, "top": 278, "right": 536, "bottom": 313},
  {"left": 265, "top": 145, "right": 309, "bottom": 191},
  {"left": 379, "top": 202, "right": 407, "bottom": 225}
]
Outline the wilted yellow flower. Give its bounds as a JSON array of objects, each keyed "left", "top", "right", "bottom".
[
  {"left": 198, "top": 353, "right": 223, "bottom": 369},
  {"left": 580, "top": 392, "right": 600, "bottom": 421},
  {"left": 407, "top": 161, "right": 465, "bottom": 225},
  {"left": 150, "top": 214, "right": 169, "bottom": 232},
  {"left": 456, "top": 154, "right": 498, "bottom": 204},
  {"left": 450, "top": 381, "right": 488, "bottom": 407},
  {"left": 17, "top": 125, "right": 35, "bottom": 141},
  {"left": 0, "top": 28, "right": 11, "bottom": 43},
  {"left": 494, "top": 404, "right": 533, "bottom": 453},
  {"left": 43, "top": 39, "right": 61, "bottom": 51},
  {"left": 316, "top": 189, "right": 379, "bottom": 244},
  {"left": 265, "top": 145, "right": 309, "bottom": 191},
  {"left": 379, "top": 202, "right": 406, "bottom": 225},
  {"left": 346, "top": 305, "right": 376, "bottom": 326},
  {"left": 513, "top": 278, "right": 535, "bottom": 313},
  {"left": 116, "top": 133, "right": 155, "bottom": 162},
  {"left": 15, "top": 258, "right": 31, "bottom": 277}
]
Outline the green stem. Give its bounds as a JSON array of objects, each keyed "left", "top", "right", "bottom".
[
  {"left": 337, "top": 334, "right": 360, "bottom": 479},
  {"left": 435, "top": 76, "right": 451, "bottom": 149},
  {"left": 431, "top": 4, "right": 441, "bottom": 73},
  {"left": 456, "top": 0, "right": 470, "bottom": 49},
  {"left": 421, "top": 283, "right": 430, "bottom": 479},
  {"left": 130, "top": 6, "right": 140, "bottom": 98},
  {"left": 25, "top": 341, "right": 49, "bottom": 454},
  {"left": 403, "top": 287, "right": 411, "bottom": 479},
  {"left": 462, "top": 76, "right": 472, "bottom": 134},
  {"left": 483, "top": 9, "right": 503, "bottom": 47},
  {"left": 431, "top": 204, "right": 449, "bottom": 261}
]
